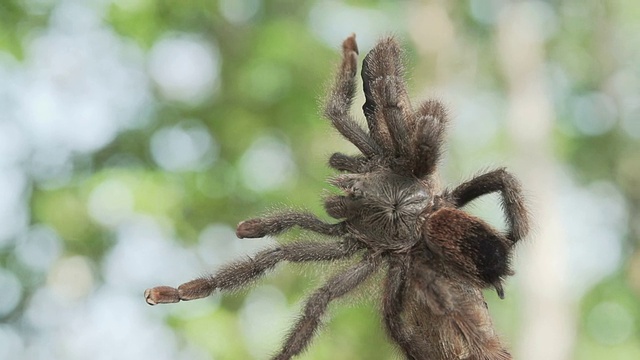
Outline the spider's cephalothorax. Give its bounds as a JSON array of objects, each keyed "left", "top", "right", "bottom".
[
  {"left": 326, "top": 170, "right": 432, "bottom": 252},
  {"left": 145, "top": 35, "right": 530, "bottom": 360}
]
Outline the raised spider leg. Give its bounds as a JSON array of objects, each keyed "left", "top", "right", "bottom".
[
  {"left": 383, "top": 256, "right": 421, "bottom": 360},
  {"left": 412, "top": 99, "right": 448, "bottom": 178},
  {"left": 273, "top": 255, "right": 377, "bottom": 360},
  {"left": 236, "top": 211, "right": 345, "bottom": 238},
  {"left": 144, "top": 240, "right": 358, "bottom": 305},
  {"left": 449, "top": 168, "right": 529, "bottom": 243},
  {"left": 325, "top": 34, "right": 379, "bottom": 158},
  {"left": 361, "top": 37, "right": 414, "bottom": 159}
]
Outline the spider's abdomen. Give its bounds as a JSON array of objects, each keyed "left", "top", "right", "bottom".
[
  {"left": 423, "top": 207, "right": 512, "bottom": 292},
  {"left": 325, "top": 170, "right": 431, "bottom": 251}
]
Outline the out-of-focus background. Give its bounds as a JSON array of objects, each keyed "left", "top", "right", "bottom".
[{"left": 0, "top": 0, "right": 639, "bottom": 359}]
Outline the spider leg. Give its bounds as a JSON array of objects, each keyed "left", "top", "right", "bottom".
[
  {"left": 273, "top": 255, "right": 377, "bottom": 360},
  {"left": 325, "top": 34, "right": 379, "bottom": 157},
  {"left": 448, "top": 168, "right": 529, "bottom": 243},
  {"left": 328, "top": 152, "right": 367, "bottom": 173},
  {"left": 144, "top": 240, "right": 358, "bottom": 305},
  {"left": 361, "top": 37, "right": 414, "bottom": 159},
  {"left": 412, "top": 99, "right": 448, "bottom": 178},
  {"left": 236, "top": 212, "right": 344, "bottom": 238},
  {"left": 383, "top": 256, "right": 422, "bottom": 360}
]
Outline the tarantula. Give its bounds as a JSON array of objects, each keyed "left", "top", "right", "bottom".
[{"left": 145, "top": 35, "right": 529, "bottom": 360}]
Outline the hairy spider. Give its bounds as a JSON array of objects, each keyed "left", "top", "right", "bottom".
[{"left": 145, "top": 34, "right": 529, "bottom": 360}]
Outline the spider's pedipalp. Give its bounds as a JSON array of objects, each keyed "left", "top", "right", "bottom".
[
  {"left": 325, "top": 34, "right": 379, "bottom": 157},
  {"left": 413, "top": 99, "right": 448, "bottom": 178},
  {"left": 449, "top": 168, "right": 529, "bottom": 243},
  {"left": 362, "top": 37, "right": 414, "bottom": 159},
  {"left": 274, "top": 255, "right": 377, "bottom": 360}
]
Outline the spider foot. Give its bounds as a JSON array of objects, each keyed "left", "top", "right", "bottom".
[
  {"left": 341, "top": 34, "right": 358, "bottom": 77},
  {"left": 145, "top": 278, "right": 215, "bottom": 305},
  {"left": 144, "top": 286, "right": 180, "bottom": 305},
  {"left": 236, "top": 219, "right": 266, "bottom": 238}
]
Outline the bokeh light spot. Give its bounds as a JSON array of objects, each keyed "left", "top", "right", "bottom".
[
  {"left": 571, "top": 92, "right": 617, "bottom": 136},
  {"left": 240, "top": 62, "right": 291, "bottom": 104},
  {"left": 148, "top": 34, "right": 220, "bottom": 105},
  {"left": 197, "top": 223, "right": 274, "bottom": 268},
  {"left": 239, "top": 135, "right": 297, "bottom": 192},
  {"left": 0, "top": 121, "right": 28, "bottom": 168},
  {"left": 0, "top": 325, "right": 24, "bottom": 359},
  {"left": 88, "top": 178, "right": 135, "bottom": 228},
  {"left": 0, "top": 269, "right": 22, "bottom": 317},
  {"left": 587, "top": 301, "right": 634, "bottom": 345},
  {"left": 219, "top": 0, "right": 261, "bottom": 24},
  {"left": 48, "top": 256, "right": 95, "bottom": 302},
  {"left": 16, "top": 225, "right": 62, "bottom": 272},
  {"left": 240, "top": 285, "right": 290, "bottom": 358},
  {"left": 150, "top": 121, "right": 217, "bottom": 172},
  {"left": 0, "top": 169, "right": 29, "bottom": 247},
  {"left": 105, "top": 216, "right": 201, "bottom": 292}
]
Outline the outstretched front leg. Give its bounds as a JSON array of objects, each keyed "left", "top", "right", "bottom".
[
  {"left": 145, "top": 240, "right": 360, "bottom": 305},
  {"left": 274, "top": 255, "right": 377, "bottom": 360},
  {"left": 449, "top": 168, "right": 529, "bottom": 243}
]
